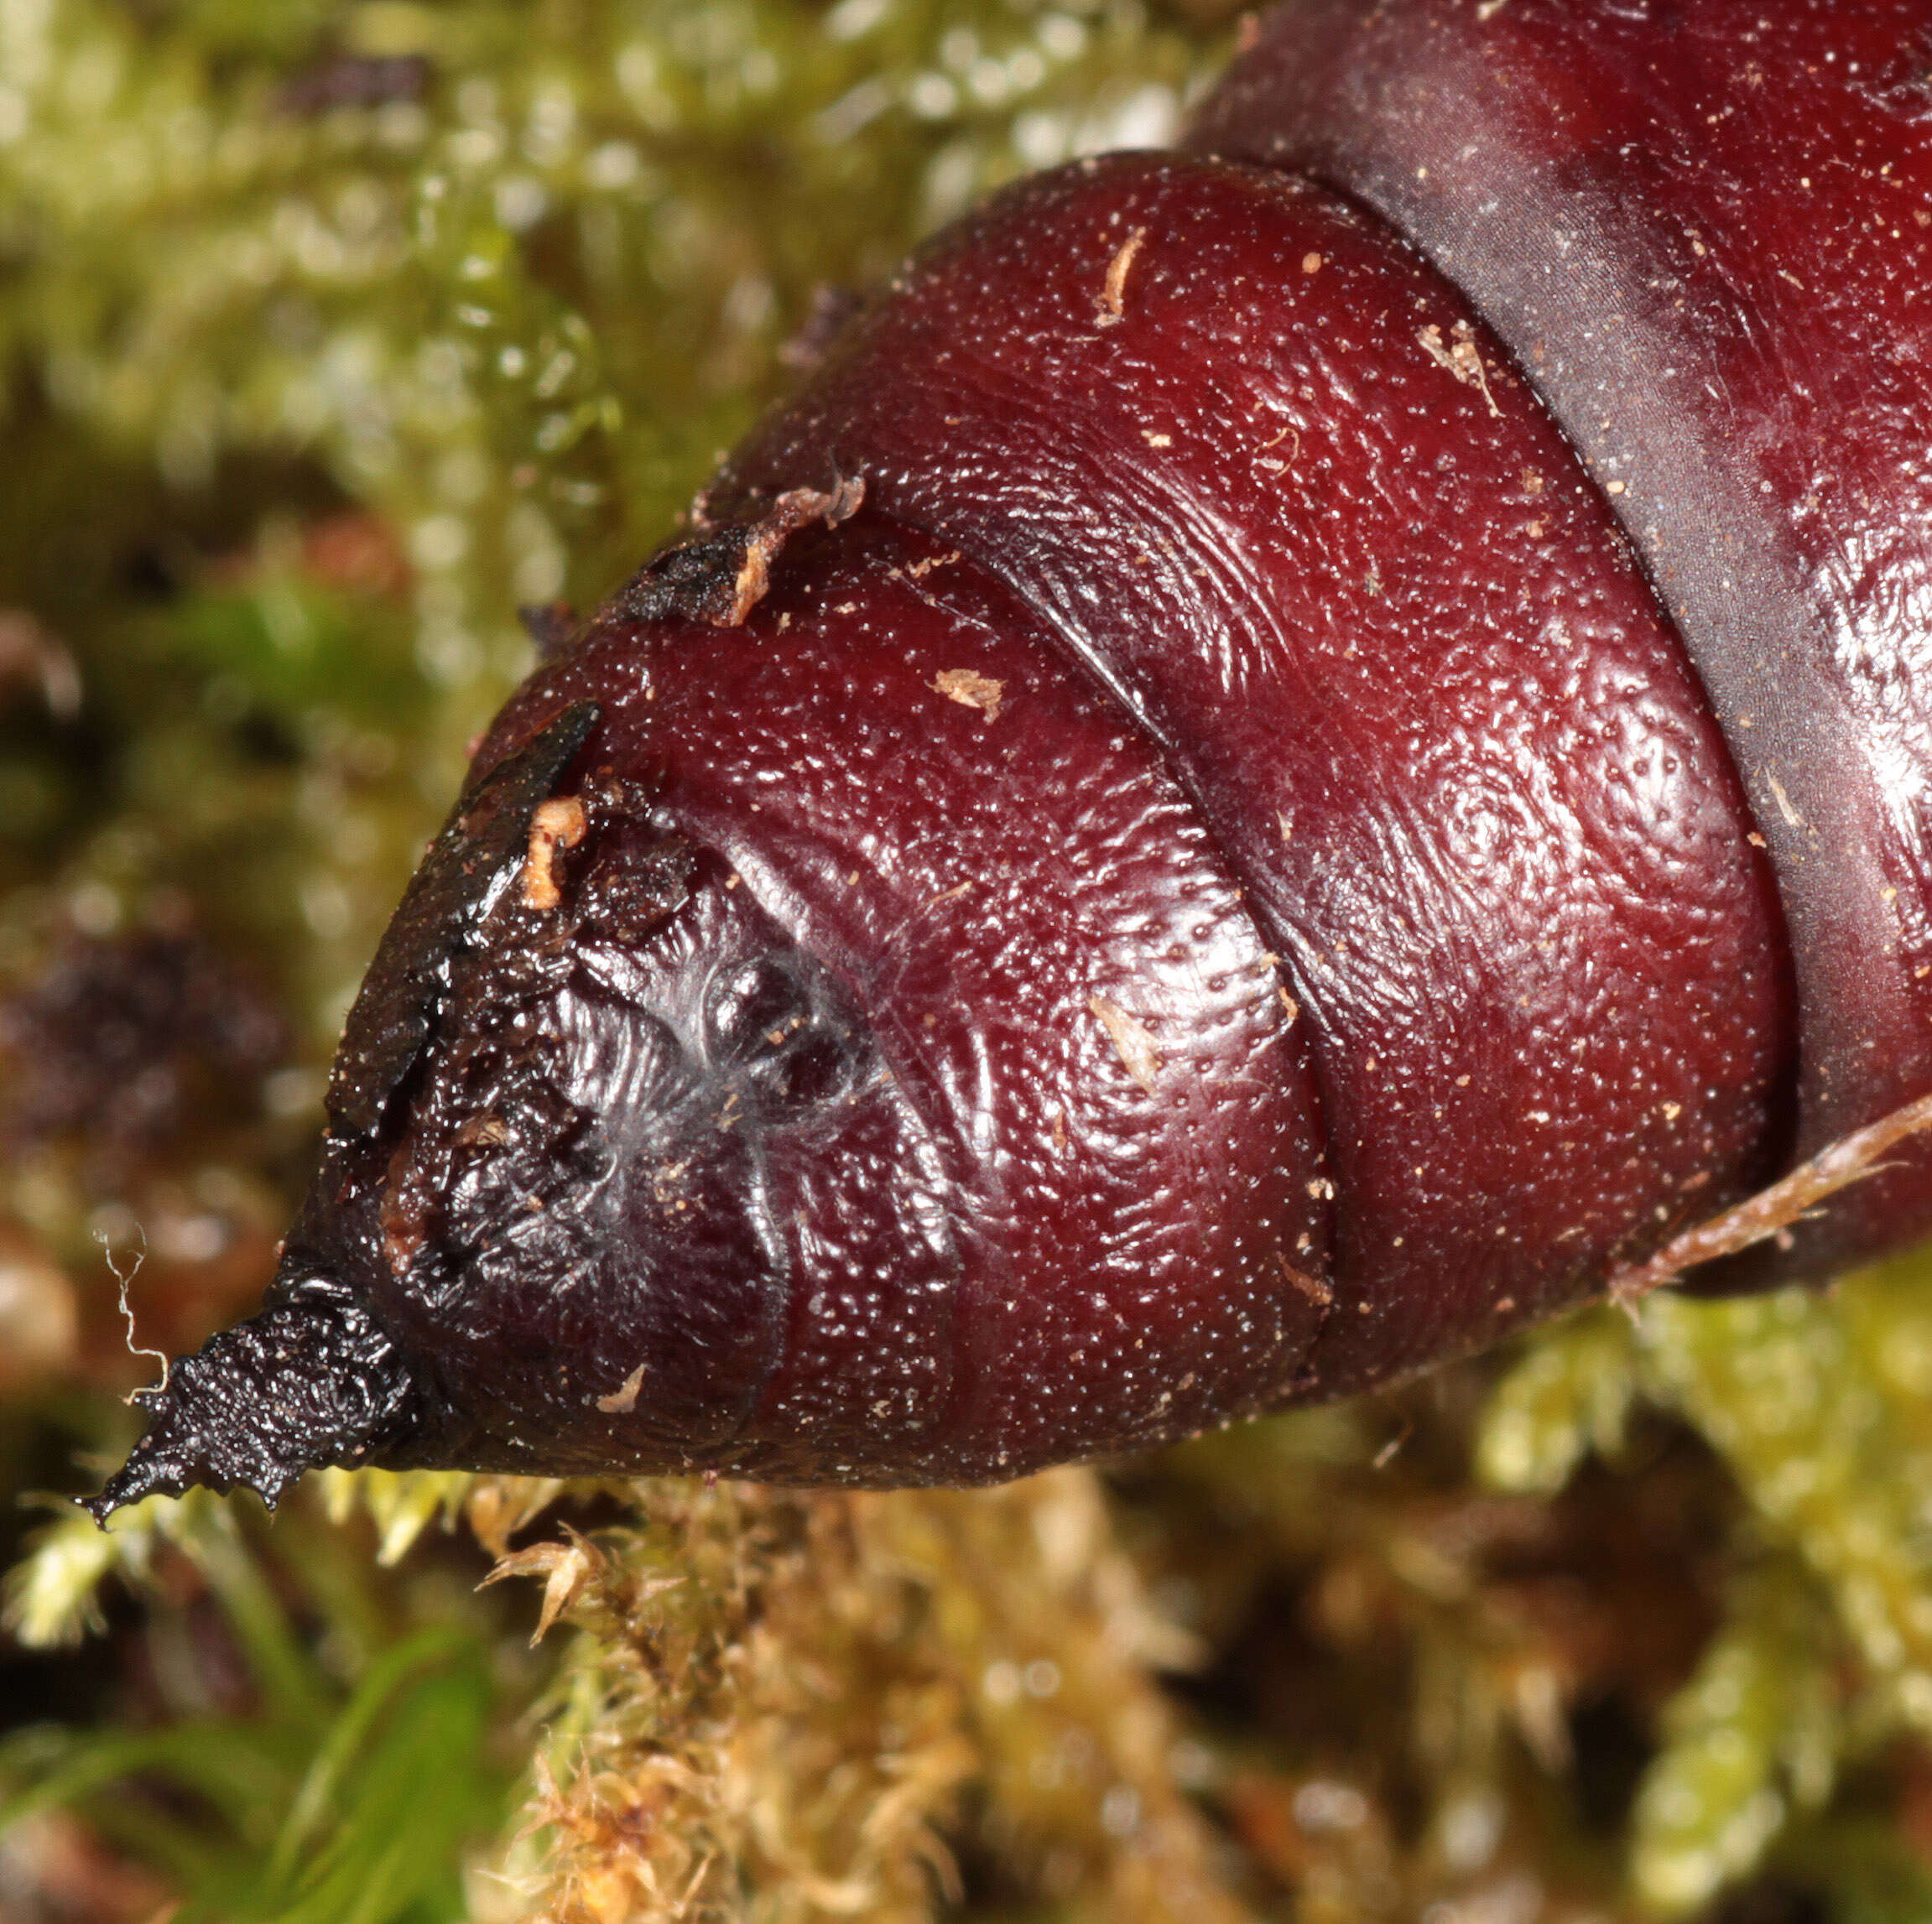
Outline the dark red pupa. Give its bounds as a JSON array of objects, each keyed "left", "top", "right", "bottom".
[{"left": 91, "top": 0, "right": 1932, "bottom": 1517}]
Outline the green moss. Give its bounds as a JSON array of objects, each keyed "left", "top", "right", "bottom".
[
  {"left": 1477, "top": 1253, "right": 1932, "bottom": 1916},
  {"left": 2, "top": 1484, "right": 539, "bottom": 1922}
]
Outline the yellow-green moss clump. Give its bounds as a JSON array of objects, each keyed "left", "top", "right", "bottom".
[{"left": 4, "top": 3, "right": 1932, "bottom": 1920}]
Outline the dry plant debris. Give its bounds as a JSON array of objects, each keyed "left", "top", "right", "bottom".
[{"left": 492, "top": 1472, "right": 1249, "bottom": 1924}]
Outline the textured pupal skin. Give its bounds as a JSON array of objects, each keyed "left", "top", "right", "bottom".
[
  {"left": 711, "top": 152, "right": 1794, "bottom": 1397},
  {"left": 1191, "top": 0, "right": 1932, "bottom": 1279},
  {"left": 90, "top": 0, "right": 1932, "bottom": 1512},
  {"left": 381, "top": 522, "right": 1333, "bottom": 1484}
]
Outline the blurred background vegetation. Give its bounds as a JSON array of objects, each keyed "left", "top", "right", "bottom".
[{"left": 3, "top": 1, "right": 1932, "bottom": 1918}]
